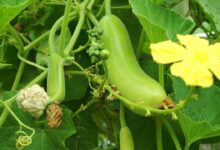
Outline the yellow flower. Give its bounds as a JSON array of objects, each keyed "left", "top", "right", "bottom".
[{"left": 150, "top": 34, "right": 220, "bottom": 87}]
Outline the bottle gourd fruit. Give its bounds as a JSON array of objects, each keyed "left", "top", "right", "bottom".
[{"left": 100, "top": 15, "right": 167, "bottom": 116}]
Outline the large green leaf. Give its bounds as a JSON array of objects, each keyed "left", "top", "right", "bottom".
[
  {"left": 171, "top": 76, "right": 220, "bottom": 149},
  {"left": 129, "top": 0, "right": 194, "bottom": 42},
  {"left": 196, "top": 0, "right": 220, "bottom": 31},
  {"left": 0, "top": 100, "right": 75, "bottom": 149},
  {"left": 0, "top": 0, "right": 36, "bottom": 31},
  {"left": 26, "top": 107, "right": 75, "bottom": 150},
  {"left": 126, "top": 110, "right": 180, "bottom": 150}
]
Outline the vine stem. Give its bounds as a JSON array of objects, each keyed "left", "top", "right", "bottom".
[
  {"left": 49, "top": 12, "right": 76, "bottom": 55},
  {"left": 72, "top": 97, "right": 98, "bottom": 117},
  {"left": 71, "top": 41, "right": 90, "bottom": 54},
  {"left": 156, "top": 117, "right": 163, "bottom": 150},
  {"left": 184, "top": 144, "right": 190, "bottom": 150},
  {"left": 120, "top": 102, "right": 126, "bottom": 128},
  {"left": 159, "top": 64, "right": 164, "bottom": 87},
  {"left": 86, "top": 11, "right": 100, "bottom": 26},
  {"left": 7, "top": 25, "right": 24, "bottom": 53},
  {"left": 1, "top": 100, "right": 35, "bottom": 137},
  {"left": 136, "top": 29, "right": 145, "bottom": 59},
  {"left": 162, "top": 118, "right": 182, "bottom": 150},
  {"left": 24, "top": 31, "right": 49, "bottom": 53},
  {"left": 95, "top": 0, "right": 105, "bottom": 18},
  {"left": 105, "top": 0, "right": 111, "bottom": 15},
  {"left": 64, "top": 4, "right": 86, "bottom": 56},
  {"left": 65, "top": 0, "right": 89, "bottom": 54},
  {"left": 17, "top": 53, "right": 46, "bottom": 71},
  {"left": 58, "top": 0, "right": 72, "bottom": 57}
]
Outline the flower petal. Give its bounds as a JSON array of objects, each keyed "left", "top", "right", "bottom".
[
  {"left": 208, "top": 59, "right": 220, "bottom": 80},
  {"left": 150, "top": 41, "right": 187, "bottom": 64},
  {"left": 170, "top": 60, "right": 213, "bottom": 87},
  {"left": 177, "top": 35, "right": 209, "bottom": 53}
]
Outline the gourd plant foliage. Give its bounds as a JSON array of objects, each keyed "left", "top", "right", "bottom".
[{"left": 1, "top": 0, "right": 220, "bottom": 150}]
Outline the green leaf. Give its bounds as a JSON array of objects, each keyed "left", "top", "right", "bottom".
[
  {"left": 0, "top": 0, "right": 37, "bottom": 31},
  {"left": 126, "top": 111, "right": 179, "bottom": 150},
  {"left": 196, "top": 0, "right": 220, "bottom": 31},
  {"left": 171, "top": 76, "right": 220, "bottom": 149},
  {"left": 25, "top": 107, "right": 75, "bottom": 150},
  {"left": 0, "top": 102, "right": 75, "bottom": 150},
  {"left": 0, "top": 127, "right": 18, "bottom": 150},
  {"left": 70, "top": 110, "right": 99, "bottom": 150},
  {"left": 65, "top": 75, "right": 88, "bottom": 100},
  {"left": 129, "top": 0, "right": 194, "bottom": 42}
]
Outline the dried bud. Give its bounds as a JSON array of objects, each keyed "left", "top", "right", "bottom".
[
  {"left": 16, "top": 84, "right": 49, "bottom": 118},
  {"left": 46, "top": 102, "right": 63, "bottom": 128}
]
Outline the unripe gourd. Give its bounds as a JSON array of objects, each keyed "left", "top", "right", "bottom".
[{"left": 100, "top": 15, "right": 167, "bottom": 116}]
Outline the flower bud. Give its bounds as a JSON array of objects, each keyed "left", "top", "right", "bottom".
[{"left": 16, "top": 84, "right": 49, "bottom": 118}]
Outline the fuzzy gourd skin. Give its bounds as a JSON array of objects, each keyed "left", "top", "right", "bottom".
[
  {"left": 47, "top": 54, "right": 65, "bottom": 103},
  {"left": 100, "top": 15, "right": 166, "bottom": 116}
]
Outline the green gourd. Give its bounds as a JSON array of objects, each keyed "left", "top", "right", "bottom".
[{"left": 100, "top": 15, "right": 166, "bottom": 116}]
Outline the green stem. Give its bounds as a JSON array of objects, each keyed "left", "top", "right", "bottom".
[
  {"left": 162, "top": 118, "right": 182, "bottom": 150},
  {"left": 71, "top": 60, "right": 94, "bottom": 90},
  {"left": 0, "top": 96, "right": 17, "bottom": 128},
  {"left": 64, "top": 8, "right": 85, "bottom": 55},
  {"left": 156, "top": 118, "right": 163, "bottom": 150},
  {"left": 120, "top": 102, "right": 126, "bottom": 128},
  {"left": 17, "top": 53, "right": 46, "bottom": 70},
  {"left": 90, "top": 75, "right": 186, "bottom": 115},
  {"left": 95, "top": 1, "right": 105, "bottom": 18},
  {"left": 1, "top": 100, "right": 35, "bottom": 136},
  {"left": 27, "top": 70, "right": 48, "bottom": 87},
  {"left": 97, "top": 60, "right": 108, "bottom": 91},
  {"left": 49, "top": 12, "right": 76, "bottom": 55},
  {"left": 86, "top": 11, "right": 100, "bottom": 26},
  {"left": 65, "top": 70, "right": 85, "bottom": 76},
  {"left": 11, "top": 55, "right": 27, "bottom": 91},
  {"left": 184, "top": 144, "right": 190, "bottom": 150},
  {"left": 111, "top": 5, "right": 131, "bottom": 9},
  {"left": 136, "top": 29, "right": 145, "bottom": 59},
  {"left": 7, "top": 24, "right": 24, "bottom": 53},
  {"left": 58, "top": 0, "right": 72, "bottom": 57},
  {"left": 87, "top": 0, "right": 95, "bottom": 10},
  {"left": 71, "top": 41, "right": 90, "bottom": 54},
  {"left": 159, "top": 64, "right": 164, "bottom": 87},
  {"left": 183, "top": 87, "right": 195, "bottom": 106},
  {"left": 24, "top": 31, "right": 49, "bottom": 53},
  {"left": 44, "top": 1, "right": 65, "bottom": 5},
  {"left": 72, "top": 97, "right": 98, "bottom": 117},
  {"left": 105, "top": 0, "right": 111, "bottom": 15}
]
